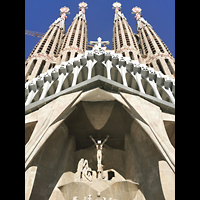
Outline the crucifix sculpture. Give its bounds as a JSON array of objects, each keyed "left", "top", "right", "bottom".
[
  {"left": 90, "top": 135, "right": 109, "bottom": 179},
  {"left": 90, "top": 37, "right": 110, "bottom": 48}
]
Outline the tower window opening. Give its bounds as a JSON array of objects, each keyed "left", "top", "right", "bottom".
[
  {"left": 46, "top": 29, "right": 53, "bottom": 37},
  {"left": 143, "top": 42, "right": 148, "bottom": 54},
  {"left": 165, "top": 59, "right": 174, "bottom": 75},
  {"left": 54, "top": 43, "right": 59, "bottom": 55},
  {"left": 132, "top": 35, "right": 138, "bottom": 49},
  {"left": 122, "top": 23, "right": 126, "bottom": 30},
  {"left": 161, "top": 40, "right": 173, "bottom": 56},
  {"left": 155, "top": 38, "right": 164, "bottom": 53},
  {"left": 118, "top": 24, "right": 120, "bottom": 31},
  {"left": 125, "top": 32, "right": 130, "bottom": 46},
  {"left": 53, "top": 29, "right": 58, "bottom": 37},
  {"left": 108, "top": 171, "right": 115, "bottom": 180},
  {"left": 66, "top": 52, "right": 71, "bottom": 61},
  {"left": 115, "top": 37, "right": 118, "bottom": 49},
  {"left": 69, "top": 33, "right": 75, "bottom": 46},
  {"left": 119, "top": 33, "right": 123, "bottom": 48},
  {"left": 156, "top": 59, "right": 165, "bottom": 75},
  {"left": 77, "top": 33, "right": 81, "bottom": 47},
  {"left": 37, "top": 38, "right": 47, "bottom": 53},
  {"left": 83, "top": 37, "right": 86, "bottom": 51},
  {"left": 129, "top": 52, "right": 134, "bottom": 60},
  {"left": 149, "top": 28, "right": 166, "bottom": 54},
  {"left": 48, "top": 63, "right": 55, "bottom": 70},
  {"left": 36, "top": 60, "right": 46, "bottom": 76},
  {"left": 148, "top": 40, "right": 156, "bottom": 54},
  {"left": 28, "top": 59, "right": 37, "bottom": 75},
  {"left": 46, "top": 40, "right": 54, "bottom": 54}
]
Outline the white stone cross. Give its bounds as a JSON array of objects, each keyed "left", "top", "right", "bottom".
[{"left": 90, "top": 37, "right": 110, "bottom": 48}]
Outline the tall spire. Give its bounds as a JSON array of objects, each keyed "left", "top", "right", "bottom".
[
  {"left": 112, "top": 2, "right": 122, "bottom": 20},
  {"left": 25, "top": 6, "right": 70, "bottom": 82},
  {"left": 132, "top": 6, "right": 175, "bottom": 77},
  {"left": 57, "top": 2, "right": 88, "bottom": 64},
  {"left": 131, "top": 6, "right": 151, "bottom": 30},
  {"left": 112, "top": 2, "right": 143, "bottom": 63}
]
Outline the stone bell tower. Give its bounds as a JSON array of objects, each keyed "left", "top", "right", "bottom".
[
  {"left": 132, "top": 6, "right": 175, "bottom": 77},
  {"left": 25, "top": 7, "right": 70, "bottom": 82},
  {"left": 58, "top": 2, "right": 88, "bottom": 64},
  {"left": 25, "top": 2, "right": 175, "bottom": 200},
  {"left": 112, "top": 2, "right": 143, "bottom": 63}
]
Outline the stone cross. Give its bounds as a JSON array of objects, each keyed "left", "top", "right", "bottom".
[{"left": 90, "top": 37, "right": 110, "bottom": 48}]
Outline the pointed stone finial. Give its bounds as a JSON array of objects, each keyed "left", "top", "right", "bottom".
[
  {"left": 79, "top": 2, "right": 88, "bottom": 14},
  {"left": 60, "top": 6, "right": 70, "bottom": 20},
  {"left": 131, "top": 6, "right": 142, "bottom": 20},
  {"left": 112, "top": 2, "right": 121, "bottom": 13},
  {"left": 131, "top": 6, "right": 151, "bottom": 29}
]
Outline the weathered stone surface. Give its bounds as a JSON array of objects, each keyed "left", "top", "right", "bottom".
[{"left": 25, "top": 88, "right": 175, "bottom": 200}]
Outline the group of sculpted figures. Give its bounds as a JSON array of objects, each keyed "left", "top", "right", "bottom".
[{"left": 76, "top": 135, "right": 109, "bottom": 181}]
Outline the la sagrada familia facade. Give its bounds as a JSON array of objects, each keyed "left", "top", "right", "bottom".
[{"left": 25, "top": 2, "right": 175, "bottom": 200}]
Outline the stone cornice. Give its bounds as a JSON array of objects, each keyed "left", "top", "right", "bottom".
[{"left": 25, "top": 48, "right": 175, "bottom": 108}]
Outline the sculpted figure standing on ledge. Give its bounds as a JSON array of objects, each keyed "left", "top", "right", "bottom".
[{"left": 90, "top": 135, "right": 109, "bottom": 179}]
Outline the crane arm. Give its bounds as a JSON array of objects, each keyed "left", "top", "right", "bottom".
[{"left": 25, "top": 30, "right": 44, "bottom": 38}]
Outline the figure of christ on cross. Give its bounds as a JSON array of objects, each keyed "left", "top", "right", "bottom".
[{"left": 90, "top": 135, "right": 109, "bottom": 179}]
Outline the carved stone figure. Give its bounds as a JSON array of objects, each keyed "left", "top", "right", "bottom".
[
  {"left": 76, "top": 158, "right": 93, "bottom": 182},
  {"left": 82, "top": 159, "right": 92, "bottom": 182},
  {"left": 90, "top": 135, "right": 109, "bottom": 178}
]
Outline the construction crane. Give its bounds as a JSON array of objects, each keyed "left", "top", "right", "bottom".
[
  {"left": 25, "top": 30, "right": 44, "bottom": 38},
  {"left": 25, "top": 29, "right": 96, "bottom": 50}
]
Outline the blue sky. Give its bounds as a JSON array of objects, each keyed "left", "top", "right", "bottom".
[{"left": 25, "top": 0, "right": 175, "bottom": 60}]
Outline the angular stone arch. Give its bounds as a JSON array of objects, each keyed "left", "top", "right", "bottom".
[
  {"left": 25, "top": 121, "right": 38, "bottom": 145},
  {"left": 141, "top": 78, "right": 156, "bottom": 97},
  {"left": 110, "top": 66, "right": 123, "bottom": 84},
  {"left": 77, "top": 66, "right": 88, "bottom": 84},
  {"left": 157, "top": 86, "right": 172, "bottom": 103},
  {"left": 47, "top": 80, "right": 59, "bottom": 96},
  {"left": 31, "top": 88, "right": 43, "bottom": 103},
  {"left": 125, "top": 72, "right": 139, "bottom": 90},
  {"left": 61, "top": 73, "right": 74, "bottom": 90},
  {"left": 91, "top": 62, "right": 107, "bottom": 78}
]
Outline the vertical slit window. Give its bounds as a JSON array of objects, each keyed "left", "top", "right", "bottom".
[
  {"left": 156, "top": 59, "right": 165, "bottom": 75},
  {"left": 165, "top": 59, "right": 174, "bottom": 75},
  {"left": 37, "top": 60, "right": 46, "bottom": 76}
]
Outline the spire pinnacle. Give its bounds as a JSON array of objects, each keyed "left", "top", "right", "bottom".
[
  {"left": 131, "top": 6, "right": 142, "bottom": 20},
  {"left": 131, "top": 6, "right": 151, "bottom": 29},
  {"left": 112, "top": 2, "right": 122, "bottom": 13},
  {"left": 51, "top": 6, "right": 70, "bottom": 30},
  {"left": 79, "top": 2, "right": 88, "bottom": 14},
  {"left": 60, "top": 6, "right": 70, "bottom": 20}
]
